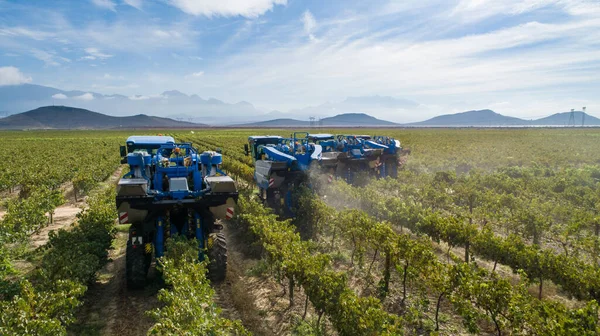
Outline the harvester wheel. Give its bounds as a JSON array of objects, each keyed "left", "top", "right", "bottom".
[
  {"left": 207, "top": 233, "right": 227, "bottom": 283},
  {"left": 126, "top": 238, "right": 149, "bottom": 289}
]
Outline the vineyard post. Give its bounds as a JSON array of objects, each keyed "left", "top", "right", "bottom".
[
  {"left": 378, "top": 247, "right": 391, "bottom": 300},
  {"left": 289, "top": 276, "right": 295, "bottom": 306}
]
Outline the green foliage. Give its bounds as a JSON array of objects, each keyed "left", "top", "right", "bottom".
[
  {"left": 182, "top": 128, "right": 600, "bottom": 334},
  {"left": 0, "top": 186, "right": 116, "bottom": 334},
  {"left": 0, "top": 189, "right": 63, "bottom": 245},
  {"left": 292, "top": 316, "right": 326, "bottom": 336},
  {"left": 0, "top": 133, "right": 121, "bottom": 195},
  {"left": 327, "top": 176, "right": 600, "bottom": 303},
  {"left": 147, "top": 238, "right": 249, "bottom": 336},
  {"left": 38, "top": 188, "right": 116, "bottom": 284},
  {"left": 235, "top": 195, "right": 403, "bottom": 335},
  {"left": 0, "top": 280, "right": 85, "bottom": 336}
]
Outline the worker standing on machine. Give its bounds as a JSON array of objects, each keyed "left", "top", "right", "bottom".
[{"left": 170, "top": 147, "right": 181, "bottom": 166}]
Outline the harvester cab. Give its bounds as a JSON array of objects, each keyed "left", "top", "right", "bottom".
[
  {"left": 116, "top": 136, "right": 238, "bottom": 288},
  {"left": 366, "top": 135, "right": 403, "bottom": 178},
  {"left": 247, "top": 134, "right": 322, "bottom": 216},
  {"left": 325, "top": 134, "right": 383, "bottom": 182},
  {"left": 308, "top": 134, "right": 338, "bottom": 169}
]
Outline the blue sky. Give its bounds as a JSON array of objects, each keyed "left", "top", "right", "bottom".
[{"left": 0, "top": 0, "right": 599, "bottom": 119}]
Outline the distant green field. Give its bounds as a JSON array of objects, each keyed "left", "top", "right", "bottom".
[
  {"left": 3, "top": 127, "right": 598, "bottom": 172},
  {"left": 172, "top": 127, "right": 600, "bottom": 171}
]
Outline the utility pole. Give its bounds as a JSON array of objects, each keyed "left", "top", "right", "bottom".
[
  {"left": 582, "top": 107, "right": 586, "bottom": 127},
  {"left": 568, "top": 108, "right": 575, "bottom": 127}
]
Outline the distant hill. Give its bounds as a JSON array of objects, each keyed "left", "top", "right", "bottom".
[
  {"left": 320, "top": 113, "right": 398, "bottom": 126},
  {"left": 236, "top": 118, "right": 309, "bottom": 127},
  {"left": 235, "top": 113, "right": 397, "bottom": 127},
  {"left": 409, "top": 109, "right": 600, "bottom": 126},
  {"left": 0, "top": 106, "right": 204, "bottom": 129},
  {"left": 0, "top": 84, "right": 265, "bottom": 124},
  {"left": 410, "top": 109, "right": 527, "bottom": 126},
  {"left": 533, "top": 111, "right": 600, "bottom": 126}
]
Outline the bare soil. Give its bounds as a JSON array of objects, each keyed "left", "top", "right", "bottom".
[
  {"left": 69, "top": 232, "right": 161, "bottom": 336},
  {"left": 221, "top": 220, "right": 329, "bottom": 335},
  {"left": 30, "top": 205, "right": 82, "bottom": 248}
]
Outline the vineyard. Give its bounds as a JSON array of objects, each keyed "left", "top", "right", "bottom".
[{"left": 1, "top": 128, "right": 600, "bottom": 335}]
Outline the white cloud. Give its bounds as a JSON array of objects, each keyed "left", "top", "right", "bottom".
[
  {"left": 450, "top": 0, "right": 600, "bottom": 22},
  {"left": 124, "top": 0, "right": 142, "bottom": 9},
  {"left": 73, "top": 93, "right": 95, "bottom": 101},
  {"left": 91, "top": 0, "right": 116, "bottom": 11},
  {"left": 102, "top": 73, "right": 125, "bottom": 80},
  {"left": 78, "top": 21, "right": 197, "bottom": 52},
  {"left": 186, "top": 71, "right": 204, "bottom": 78},
  {"left": 172, "top": 53, "right": 204, "bottom": 61},
  {"left": 0, "top": 16, "right": 198, "bottom": 60},
  {"left": 190, "top": 3, "right": 600, "bottom": 119},
  {"left": 168, "top": 0, "right": 287, "bottom": 17},
  {"left": 0, "top": 66, "right": 32, "bottom": 86},
  {"left": 153, "top": 30, "right": 183, "bottom": 39},
  {"left": 301, "top": 10, "right": 317, "bottom": 41},
  {"left": 31, "top": 49, "right": 71, "bottom": 66},
  {"left": 52, "top": 93, "right": 68, "bottom": 99},
  {"left": 84, "top": 47, "right": 113, "bottom": 60},
  {"left": 0, "top": 27, "right": 54, "bottom": 40}
]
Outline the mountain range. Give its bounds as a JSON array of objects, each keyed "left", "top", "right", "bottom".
[
  {"left": 0, "top": 106, "right": 202, "bottom": 129},
  {"left": 0, "top": 106, "right": 597, "bottom": 130},
  {"left": 0, "top": 84, "right": 420, "bottom": 124},
  {"left": 0, "top": 84, "right": 596, "bottom": 128},
  {"left": 236, "top": 113, "right": 397, "bottom": 127},
  {"left": 0, "top": 84, "right": 265, "bottom": 124},
  {"left": 407, "top": 109, "right": 598, "bottom": 126}
]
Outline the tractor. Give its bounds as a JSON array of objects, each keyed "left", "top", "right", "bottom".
[
  {"left": 116, "top": 136, "right": 238, "bottom": 288},
  {"left": 307, "top": 134, "right": 389, "bottom": 182},
  {"left": 245, "top": 132, "right": 323, "bottom": 216},
  {"left": 246, "top": 132, "right": 407, "bottom": 216},
  {"left": 365, "top": 135, "right": 404, "bottom": 178}
]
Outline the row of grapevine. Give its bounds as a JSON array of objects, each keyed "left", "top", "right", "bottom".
[
  {"left": 0, "top": 189, "right": 64, "bottom": 245},
  {"left": 0, "top": 133, "right": 123, "bottom": 261},
  {"left": 235, "top": 194, "right": 403, "bottom": 335},
  {"left": 177, "top": 131, "right": 600, "bottom": 333},
  {"left": 147, "top": 238, "right": 249, "bottom": 335},
  {"left": 0, "top": 136, "right": 121, "bottom": 197},
  {"left": 0, "top": 186, "right": 116, "bottom": 335},
  {"left": 326, "top": 179, "right": 600, "bottom": 302},
  {"left": 390, "top": 166, "right": 600, "bottom": 257},
  {"left": 292, "top": 187, "right": 600, "bottom": 335}
]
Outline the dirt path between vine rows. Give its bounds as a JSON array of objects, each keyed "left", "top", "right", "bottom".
[
  {"left": 70, "top": 172, "right": 294, "bottom": 336},
  {"left": 69, "top": 232, "right": 161, "bottom": 336},
  {"left": 70, "top": 221, "right": 271, "bottom": 336},
  {"left": 0, "top": 167, "right": 124, "bottom": 248}
]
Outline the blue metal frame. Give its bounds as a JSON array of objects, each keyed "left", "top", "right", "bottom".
[{"left": 123, "top": 138, "right": 231, "bottom": 259}]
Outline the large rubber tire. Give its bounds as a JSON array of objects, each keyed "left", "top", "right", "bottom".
[
  {"left": 265, "top": 189, "right": 281, "bottom": 214},
  {"left": 126, "top": 238, "right": 149, "bottom": 289},
  {"left": 206, "top": 233, "right": 227, "bottom": 283}
]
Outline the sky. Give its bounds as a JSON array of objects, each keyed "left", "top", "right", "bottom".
[{"left": 0, "top": 0, "right": 599, "bottom": 120}]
